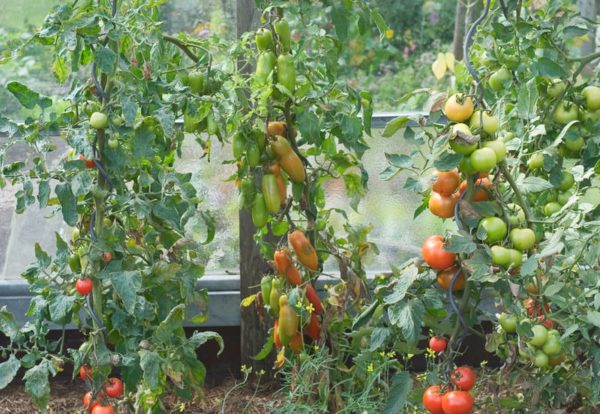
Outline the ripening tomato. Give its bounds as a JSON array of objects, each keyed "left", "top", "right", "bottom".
[
  {"left": 79, "top": 155, "right": 96, "bottom": 169},
  {"left": 76, "top": 278, "right": 93, "bottom": 296},
  {"left": 305, "top": 312, "right": 321, "bottom": 341},
  {"left": 289, "top": 331, "right": 303, "bottom": 354},
  {"left": 270, "top": 136, "right": 305, "bottom": 183},
  {"left": 422, "top": 235, "right": 456, "bottom": 270},
  {"left": 262, "top": 174, "right": 281, "bottom": 214},
  {"left": 449, "top": 123, "right": 477, "bottom": 155},
  {"left": 459, "top": 178, "right": 491, "bottom": 202},
  {"left": 422, "top": 385, "right": 444, "bottom": 414},
  {"left": 103, "top": 377, "right": 123, "bottom": 398},
  {"left": 270, "top": 278, "right": 282, "bottom": 314},
  {"left": 305, "top": 284, "right": 323, "bottom": 314},
  {"left": 91, "top": 405, "right": 115, "bottom": 414},
  {"left": 278, "top": 295, "right": 299, "bottom": 338},
  {"left": 288, "top": 230, "right": 318, "bottom": 271},
  {"left": 274, "top": 248, "right": 303, "bottom": 285},
  {"left": 444, "top": 93, "right": 474, "bottom": 122},
  {"left": 79, "top": 365, "right": 92, "bottom": 381},
  {"left": 273, "top": 320, "right": 282, "bottom": 348},
  {"left": 429, "top": 336, "right": 447, "bottom": 353},
  {"left": 432, "top": 170, "right": 460, "bottom": 195},
  {"left": 267, "top": 121, "right": 286, "bottom": 136},
  {"left": 451, "top": 366, "right": 476, "bottom": 391},
  {"left": 428, "top": 192, "right": 459, "bottom": 219},
  {"left": 101, "top": 251, "right": 112, "bottom": 264},
  {"left": 83, "top": 391, "right": 100, "bottom": 412},
  {"left": 441, "top": 391, "right": 474, "bottom": 414},
  {"left": 275, "top": 173, "right": 287, "bottom": 207},
  {"left": 436, "top": 265, "right": 464, "bottom": 291}
]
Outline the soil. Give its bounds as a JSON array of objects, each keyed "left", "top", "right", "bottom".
[{"left": 0, "top": 377, "right": 281, "bottom": 414}]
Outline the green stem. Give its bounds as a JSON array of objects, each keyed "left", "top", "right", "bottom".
[
  {"left": 163, "top": 35, "right": 200, "bottom": 63},
  {"left": 498, "top": 162, "right": 533, "bottom": 229}
]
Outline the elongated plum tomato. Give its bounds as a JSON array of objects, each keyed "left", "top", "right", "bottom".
[
  {"left": 444, "top": 93, "right": 474, "bottom": 122},
  {"left": 428, "top": 192, "right": 459, "bottom": 219},
  {"left": 441, "top": 391, "right": 474, "bottom": 414},
  {"left": 305, "top": 312, "right": 321, "bottom": 341},
  {"left": 432, "top": 170, "right": 460, "bottom": 195},
  {"left": 103, "top": 377, "right": 123, "bottom": 398},
  {"left": 273, "top": 248, "right": 302, "bottom": 285},
  {"left": 422, "top": 385, "right": 444, "bottom": 414},
  {"left": 436, "top": 265, "right": 464, "bottom": 291},
  {"left": 305, "top": 284, "right": 323, "bottom": 314},
  {"left": 76, "top": 278, "right": 93, "bottom": 296},
  {"left": 451, "top": 366, "right": 476, "bottom": 391},
  {"left": 422, "top": 235, "right": 456, "bottom": 270},
  {"left": 429, "top": 336, "right": 447, "bottom": 353},
  {"left": 273, "top": 320, "right": 282, "bottom": 348},
  {"left": 288, "top": 229, "right": 318, "bottom": 271}
]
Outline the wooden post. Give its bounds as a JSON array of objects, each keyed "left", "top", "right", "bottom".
[
  {"left": 236, "top": 0, "right": 273, "bottom": 373},
  {"left": 453, "top": 0, "right": 467, "bottom": 60}
]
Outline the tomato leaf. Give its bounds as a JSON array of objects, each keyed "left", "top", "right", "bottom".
[
  {"left": 139, "top": 350, "right": 162, "bottom": 390},
  {"left": 379, "top": 165, "right": 401, "bottom": 181},
  {"left": 0, "top": 308, "right": 19, "bottom": 341},
  {"left": 55, "top": 183, "right": 77, "bottom": 226},
  {"left": 433, "top": 151, "right": 462, "bottom": 171},
  {"left": 382, "top": 116, "right": 410, "bottom": 138},
  {"left": 352, "top": 300, "right": 379, "bottom": 330},
  {"left": 369, "top": 327, "right": 390, "bottom": 351},
  {"left": 385, "top": 265, "right": 418, "bottom": 304},
  {"left": 189, "top": 331, "right": 224, "bottom": 355},
  {"left": 0, "top": 355, "right": 20, "bottom": 390},
  {"left": 388, "top": 298, "right": 424, "bottom": 344},
  {"left": 383, "top": 371, "right": 412, "bottom": 414},
  {"left": 445, "top": 234, "right": 477, "bottom": 254},
  {"left": 385, "top": 153, "right": 413, "bottom": 168},
  {"left": 6, "top": 81, "right": 51, "bottom": 109},
  {"left": 521, "top": 176, "right": 553, "bottom": 193},
  {"left": 520, "top": 255, "right": 538, "bottom": 276},
  {"left": 23, "top": 361, "right": 51, "bottom": 410}
]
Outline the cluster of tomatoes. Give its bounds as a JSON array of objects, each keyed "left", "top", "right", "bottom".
[
  {"left": 79, "top": 365, "right": 123, "bottom": 414},
  {"left": 259, "top": 229, "right": 323, "bottom": 358},
  {"left": 422, "top": 365, "right": 477, "bottom": 414}
]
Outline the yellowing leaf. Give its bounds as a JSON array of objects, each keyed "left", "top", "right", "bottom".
[
  {"left": 432, "top": 55, "right": 447, "bottom": 80},
  {"left": 241, "top": 294, "right": 257, "bottom": 308},
  {"left": 445, "top": 52, "right": 456, "bottom": 71}
]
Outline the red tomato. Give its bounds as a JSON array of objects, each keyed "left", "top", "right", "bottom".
[
  {"left": 79, "top": 365, "right": 92, "bottom": 381},
  {"left": 83, "top": 391, "right": 100, "bottom": 412},
  {"left": 101, "top": 251, "right": 113, "bottom": 263},
  {"left": 305, "top": 284, "right": 323, "bottom": 314},
  {"left": 103, "top": 377, "right": 124, "bottom": 398},
  {"left": 428, "top": 192, "right": 459, "bottom": 219},
  {"left": 273, "top": 320, "right": 282, "bottom": 348},
  {"left": 422, "top": 385, "right": 444, "bottom": 414},
  {"left": 305, "top": 312, "right": 321, "bottom": 341},
  {"left": 441, "top": 390, "right": 474, "bottom": 414},
  {"left": 79, "top": 154, "right": 96, "bottom": 169},
  {"left": 422, "top": 235, "right": 456, "bottom": 270},
  {"left": 429, "top": 336, "right": 447, "bottom": 353},
  {"left": 76, "top": 278, "right": 93, "bottom": 296},
  {"left": 451, "top": 366, "right": 476, "bottom": 391},
  {"left": 432, "top": 170, "right": 460, "bottom": 195},
  {"left": 91, "top": 405, "right": 115, "bottom": 414}
]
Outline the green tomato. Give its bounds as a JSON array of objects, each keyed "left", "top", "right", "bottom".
[
  {"left": 505, "top": 203, "right": 525, "bottom": 226},
  {"left": 256, "top": 28, "right": 275, "bottom": 52},
  {"left": 483, "top": 139, "right": 507, "bottom": 162},
  {"left": 188, "top": 70, "right": 205, "bottom": 94},
  {"left": 533, "top": 350, "right": 549, "bottom": 368},
  {"left": 499, "top": 313, "right": 517, "bottom": 333},
  {"left": 470, "top": 147, "right": 497, "bottom": 172},
  {"left": 478, "top": 217, "right": 507, "bottom": 244},
  {"left": 489, "top": 67, "right": 511, "bottom": 92},
  {"left": 581, "top": 108, "right": 600, "bottom": 123},
  {"left": 557, "top": 190, "right": 573, "bottom": 206},
  {"left": 108, "top": 138, "right": 119, "bottom": 149},
  {"left": 246, "top": 143, "right": 260, "bottom": 167},
  {"left": 542, "top": 337, "right": 562, "bottom": 356},
  {"left": 508, "top": 249, "right": 523, "bottom": 267},
  {"left": 491, "top": 245, "right": 511, "bottom": 267},
  {"left": 547, "top": 79, "right": 566, "bottom": 98},
  {"left": 563, "top": 134, "right": 584, "bottom": 152},
  {"left": 529, "top": 325, "right": 548, "bottom": 347},
  {"left": 553, "top": 102, "right": 579, "bottom": 125},
  {"left": 544, "top": 202, "right": 561, "bottom": 217},
  {"left": 470, "top": 111, "right": 499, "bottom": 135},
  {"left": 90, "top": 112, "right": 109, "bottom": 129},
  {"left": 458, "top": 156, "right": 477, "bottom": 175},
  {"left": 527, "top": 153, "right": 544, "bottom": 170},
  {"left": 582, "top": 85, "right": 600, "bottom": 111},
  {"left": 501, "top": 132, "right": 515, "bottom": 142},
  {"left": 449, "top": 123, "right": 477, "bottom": 155},
  {"left": 252, "top": 193, "right": 268, "bottom": 228},
  {"left": 510, "top": 228, "right": 536, "bottom": 251},
  {"left": 558, "top": 171, "right": 574, "bottom": 191}
]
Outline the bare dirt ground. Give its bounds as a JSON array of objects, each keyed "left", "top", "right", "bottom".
[{"left": 0, "top": 377, "right": 281, "bottom": 414}]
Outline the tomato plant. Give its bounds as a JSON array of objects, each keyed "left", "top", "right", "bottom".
[{"left": 0, "top": 1, "right": 223, "bottom": 410}]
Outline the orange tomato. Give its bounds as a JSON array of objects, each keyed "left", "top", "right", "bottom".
[
  {"left": 289, "top": 331, "right": 303, "bottom": 354},
  {"left": 275, "top": 173, "right": 287, "bottom": 206},
  {"left": 305, "top": 313, "right": 321, "bottom": 341},
  {"left": 428, "top": 191, "right": 459, "bottom": 218},
  {"left": 459, "top": 177, "right": 492, "bottom": 202},
  {"left": 288, "top": 230, "right": 318, "bottom": 271},
  {"left": 274, "top": 248, "right": 303, "bottom": 285},
  {"left": 305, "top": 284, "right": 323, "bottom": 314},
  {"left": 270, "top": 135, "right": 305, "bottom": 183},
  {"left": 273, "top": 320, "right": 282, "bottom": 348},
  {"left": 436, "top": 265, "right": 465, "bottom": 291},
  {"left": 432, "top": 169, "right": 460, "bottom": 195},
  {"left": 444, "top": 93, "right": 474, "bottom": 122},
  {"left": 267, "top": 121, "right": 286, "bottom": 136}
]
